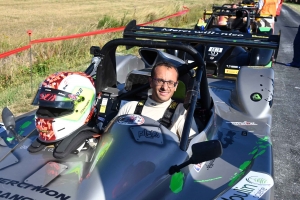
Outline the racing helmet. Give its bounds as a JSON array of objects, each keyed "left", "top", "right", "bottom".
[{"left": 32, "top": 72, "right": 96, "bottom": 143}]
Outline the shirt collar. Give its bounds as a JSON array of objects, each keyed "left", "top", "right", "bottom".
[{"left": 146, "top": 96, "right": 172, "bottom": 107}]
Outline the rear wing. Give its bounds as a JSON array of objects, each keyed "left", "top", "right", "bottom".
[
  {"left": 123, "top": 20, "right": 280, "bottom": 50},
  {"left": 212, "top": 6, "right": 257, "bottom": 12}
]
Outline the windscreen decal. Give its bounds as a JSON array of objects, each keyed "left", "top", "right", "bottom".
[{"left": 218, "top": 171, "right": 274, "bottom": 200}]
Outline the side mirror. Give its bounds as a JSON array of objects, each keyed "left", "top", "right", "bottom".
[
  {"left": 169, "top": 140, "right": 222, "bottom": 175},
  {"left": 190, "top": 140, "right": 222, "bottom": 164},
  {"left": 1, "top": 107, "right": 21, "bottom": 142},
  {"left": 2, "top": 107, "right": 16, "bottom": 130},
  {"left": 90, "top": 46, "right": 102, "bottom": 56}
]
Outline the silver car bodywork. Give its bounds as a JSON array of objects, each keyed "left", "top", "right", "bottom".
[{"left": 0, "top": 21, "right": 280, "bottom": 200}]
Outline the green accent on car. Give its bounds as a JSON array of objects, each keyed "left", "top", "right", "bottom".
[
  {"left": 229, "top": 171, "right": 246, "bottom": 186},
  {"left": 240, "top": 160, "right": 251, "bottom": 170},
  {"left": 20, "top": 121, "right": 32, "bottom": 129},
  {"left": 259, "top": 27, "right": 271, "bottom": 32},
  {"left": 228, "top": 160, "right": 251, "bottom": 186},
  {"left": 170, "top": 171, "right": 184, "bottom": 193},
  {"left": 67, "top": 166, "right": 82, "bottom": 175},
  {"left": 64, "top": 164, "right": 84, "bottom": 180},
  {"left": 228, "top": 137, "right": 271, "bottom": 186},
  {"left": 265, "top": 61, "right": 272, "bottom": 68},
  {"left": 195, "top": 176, "right": 222, "bottom": 183},
  {"left": 252, "top": 93, "right": 262, "bottom": 101},
  {"left": 18, "top": 130, "right": 24, "bottom": 136},
  {"left": 95, "top": 138, "right": 113, "bottom": 163},
  {"left": 6, "top": 137, "right": 14, "bottom": 142}
]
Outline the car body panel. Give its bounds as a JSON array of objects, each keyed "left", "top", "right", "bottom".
[{"left": 0, "top": 21, "right": 279, "bottom": 200}]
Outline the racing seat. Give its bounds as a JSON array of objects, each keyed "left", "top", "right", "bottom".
[{"left": 230, "top": 10, "right": 248, "bottom": 32}]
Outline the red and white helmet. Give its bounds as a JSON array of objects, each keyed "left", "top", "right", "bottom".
[{"left": 32, "top": 72, "right": 96, "bottom": 143}]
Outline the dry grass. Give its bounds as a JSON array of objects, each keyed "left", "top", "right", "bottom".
[
  {"left": 0, "top": 0, "right": 230, "bottom": 116},
  {"left": 1, "top": 0, "right": 189, "bottom": 48},
  {"left": 284, "top": 2, "right": 300, "bottom": 13}
]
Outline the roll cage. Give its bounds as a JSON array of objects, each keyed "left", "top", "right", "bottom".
[{"left": 202, "top": 4, "right": 272, "bottom": 33}]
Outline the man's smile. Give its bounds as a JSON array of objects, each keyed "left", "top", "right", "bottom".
[{"left": 159, "top": 90, "right": 169, "bottom": 96}]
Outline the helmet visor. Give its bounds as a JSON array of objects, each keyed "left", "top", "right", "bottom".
[
  {"left": 37, "top": 100, "right": 74, "bottom": 110},
  {"left": 32, "top": 87, "right": 76, "bottom": 110}
]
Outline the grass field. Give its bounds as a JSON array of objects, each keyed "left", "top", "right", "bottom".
[
  {"left": 284, "top": 2, "right": 300, "bottom": 13},
  {"left": 1, "top": 0, "right": 236, "bottom": 116}
]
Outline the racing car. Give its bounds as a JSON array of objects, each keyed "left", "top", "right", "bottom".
[
  {"left": 0, "top": 20, "right": 280, "bottom": 200},
  {"left": 193, "top": 5, "right": 279, "bottom": 79}
]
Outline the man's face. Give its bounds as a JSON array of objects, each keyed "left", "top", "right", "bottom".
[{"left": 149, "top": 65, "right": 178, "bottom": 103}]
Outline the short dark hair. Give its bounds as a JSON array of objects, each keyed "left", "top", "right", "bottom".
[{"left": 151, "top": 61, "right": 179, "bottom": 80}]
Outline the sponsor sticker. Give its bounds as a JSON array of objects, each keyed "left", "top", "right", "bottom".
[
  {"left": 217, "top": 171, "right": 274, "bottom": 199},
  {"left": 193, "top": 162, "right": 206, "bottom": 172},
  {"left": 226, "top": 121, "right": 257, "bottom": 126},
  {"left": 100, "top": 98, "right": 108, "bottom": 113},
  {"left": 117, "top": 114, "right": 145, "bottom": 125},
  {"left": 0, "top": 177, "right": 71, "bottom": 200},
  {"left": 208, "top": 47, "right": 223, "bottom": 57},
  {"left": 130, "top": 126, "right": 163, "bottom": 145},
  {"left": 225, "top": 69, "right": 239, "bottom": 75},
  {"left": 226, "top": 65, "right": 240, "bottom": 69}
]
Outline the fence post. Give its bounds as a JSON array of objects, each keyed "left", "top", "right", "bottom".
[{"left": 27, "top": 30, "right": 32, "bottom": 95}]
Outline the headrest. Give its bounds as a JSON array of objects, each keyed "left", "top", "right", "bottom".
[
  {"left": 172, "top": 81, "right": 186, "bottom": 102},
  {"left": 139, "top": 48, "right": 185, "bottom": 68},
  {"left": 125, "top": 69, "right": 151, "bottom": 91}
]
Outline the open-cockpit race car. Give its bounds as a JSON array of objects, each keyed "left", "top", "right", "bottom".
[{"left": 0, "top": 20, "right": 279, "bottom": 200}]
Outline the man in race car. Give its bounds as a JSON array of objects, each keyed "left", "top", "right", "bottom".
[
  {"left": 116, "top": 61, "right": 200, "bottom": 140},
  {"left": 218, "top": 4, "right": 238, "bottom": 26}
]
